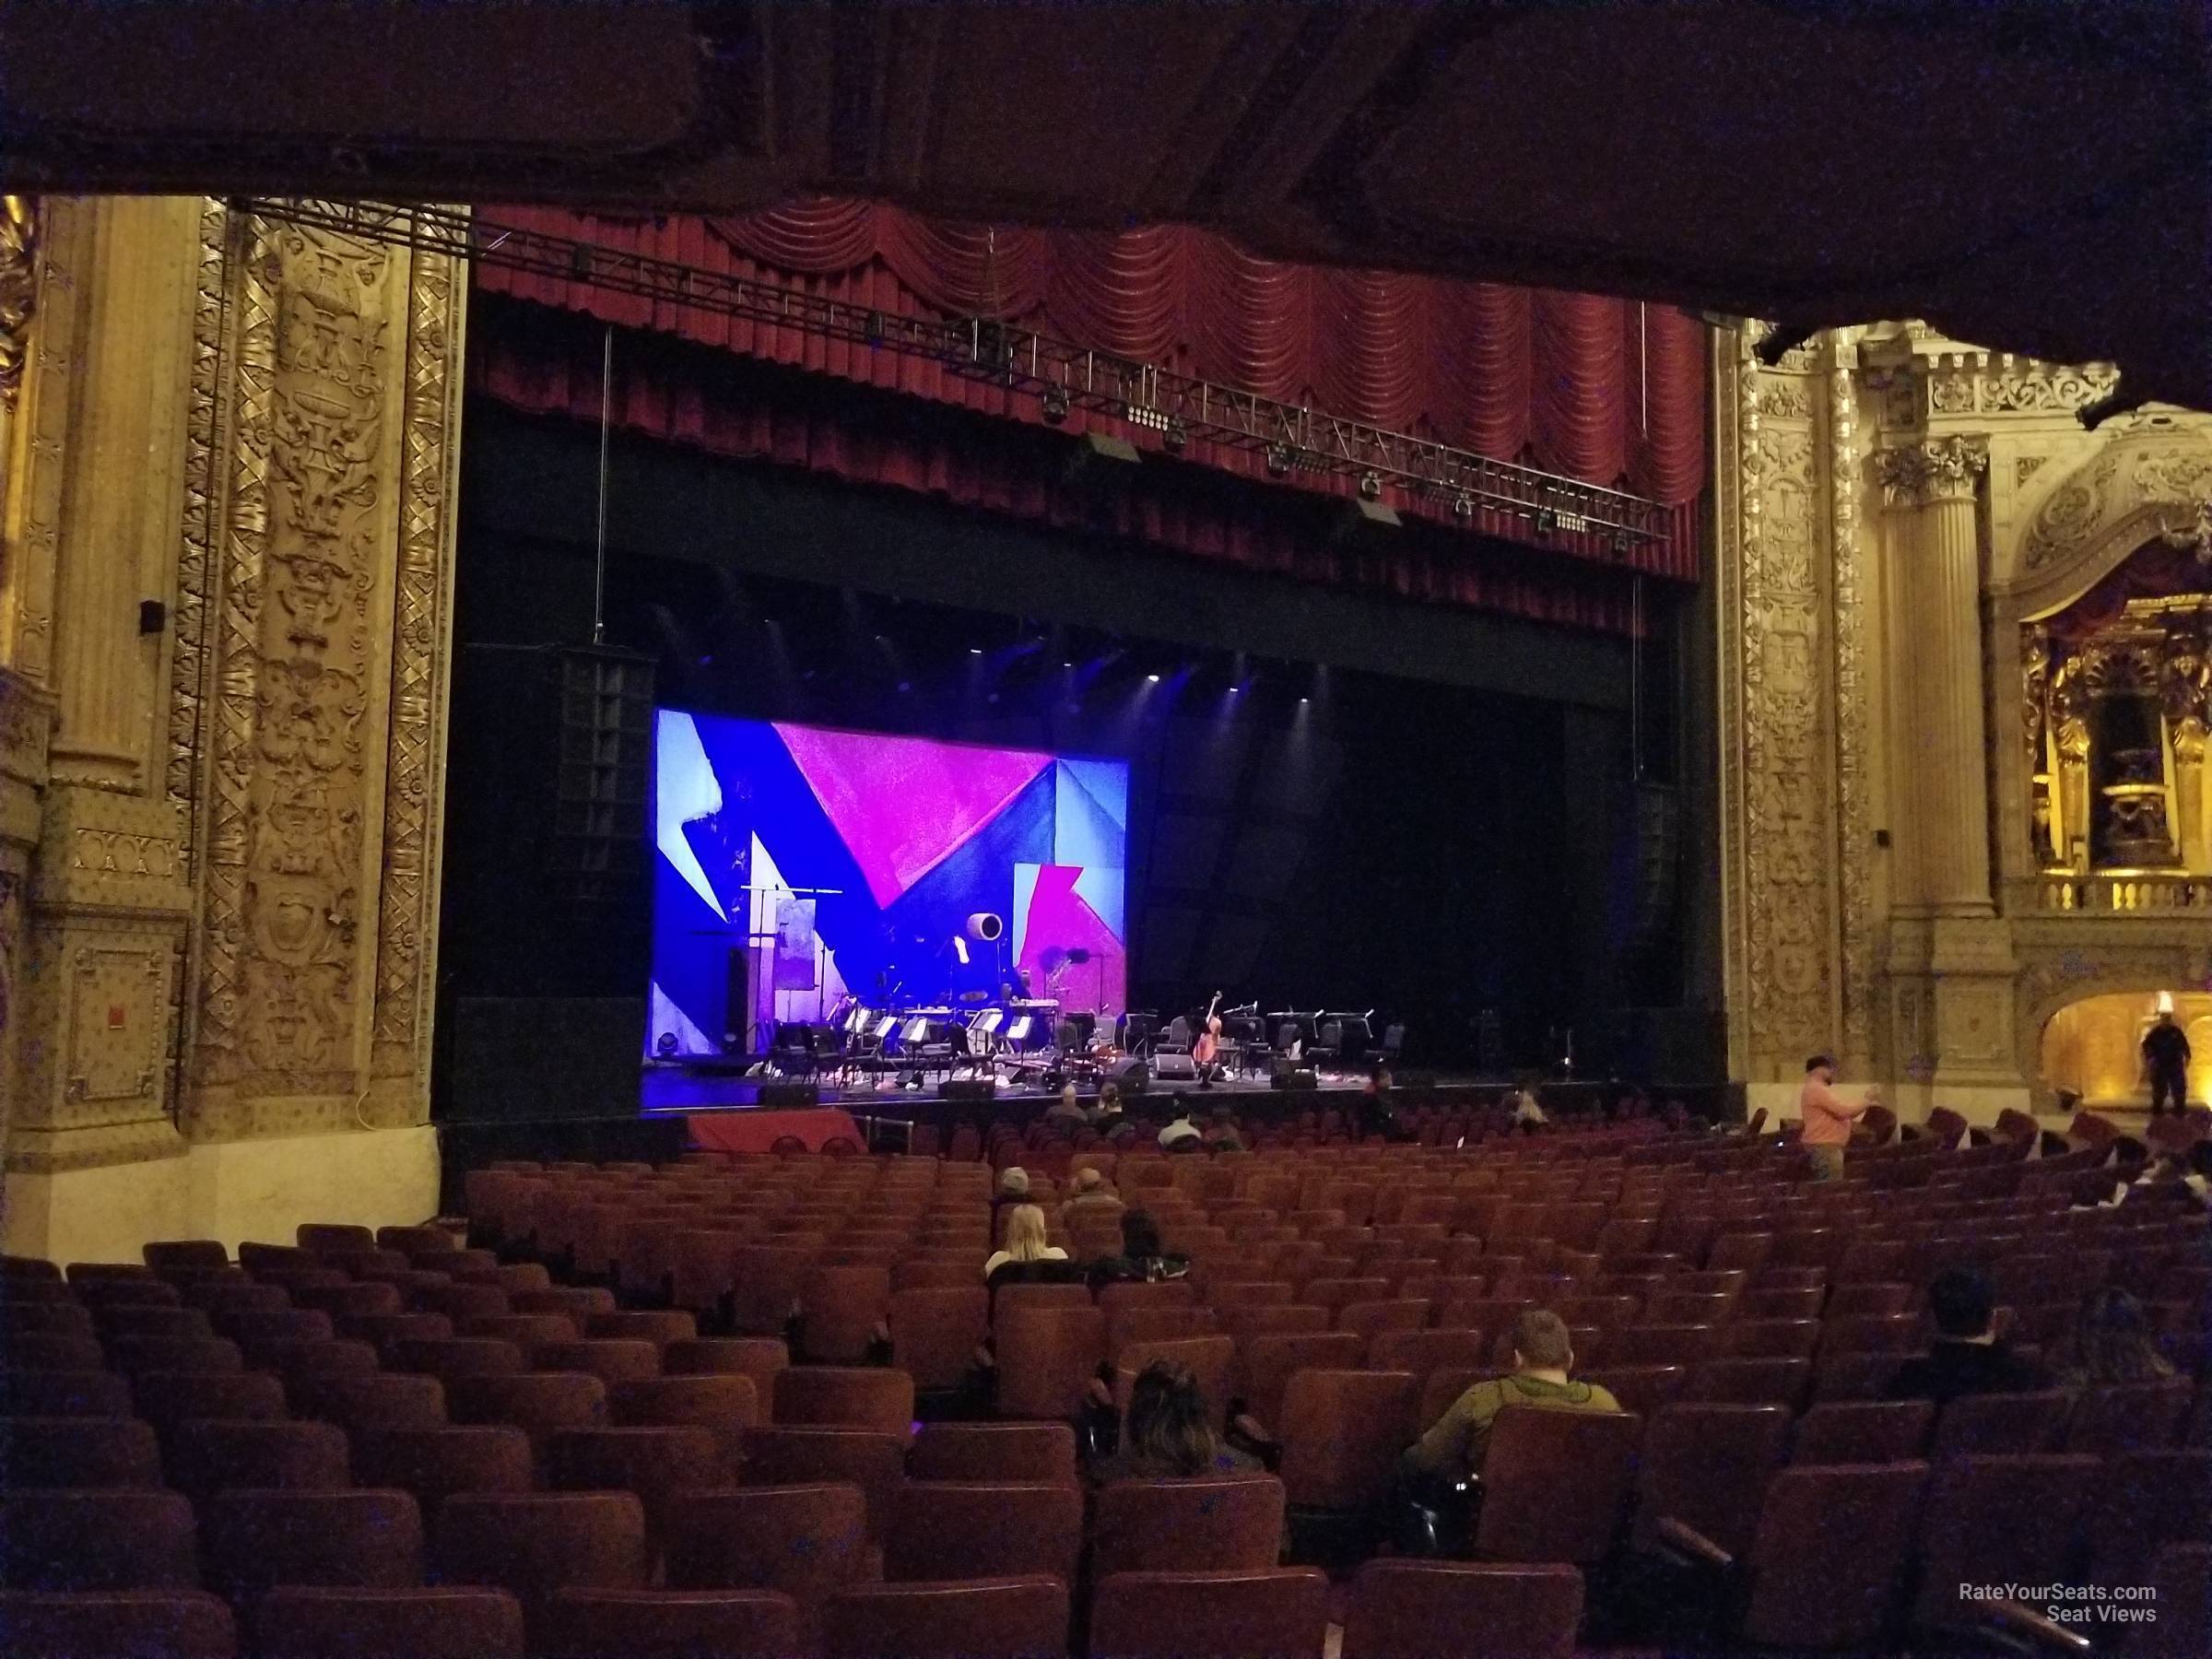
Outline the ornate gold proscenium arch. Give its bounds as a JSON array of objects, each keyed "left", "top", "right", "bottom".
[{"left": 1999, "top": 425, "right": 2212, "bottom": 619}]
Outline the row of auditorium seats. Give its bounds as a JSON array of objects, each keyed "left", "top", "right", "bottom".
[{"left": 6, "top": 1119, "right": 2206, "bottom": 1653}]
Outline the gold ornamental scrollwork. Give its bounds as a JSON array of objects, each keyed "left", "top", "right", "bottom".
[
  {"left": 1873, "top": 436, "right": 1988, "bottom": 509},
  {"left": 0, "top": 194, "right": 37, "bottom": 409}
]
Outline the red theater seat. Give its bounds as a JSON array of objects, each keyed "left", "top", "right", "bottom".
[{"left": 822, "top": 1576, "right": 1070, "bottom": 1659}]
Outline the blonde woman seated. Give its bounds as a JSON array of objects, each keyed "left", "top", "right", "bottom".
[{"left": 982, "top": 1203, "right": 1079, "bottom": 1314}]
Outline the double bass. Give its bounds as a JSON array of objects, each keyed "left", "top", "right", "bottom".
[{"left": 1191, "top": 992, "right": 1223, "bottom": 1069}]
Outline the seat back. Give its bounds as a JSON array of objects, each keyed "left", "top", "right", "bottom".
[
  {"left": 253, "top": 1587, "right": 524, "bottom": 1659},
  {"left": 203, "top": 1489, "right": 424, "bottom": 1602},
  {"left": 1342, "top": 1560, "right": 1583, "bottom": 1659},
  {"left": 433, "top": 1492, "right": 648, "bottom": 1639},
  {"left": 1930, "top": 1388, "right": 2073, "bottom": 1456},
  {"left": 1631, "top": 1404, "right": 1787, "bottom": 1559},
  {"left": 736, "top": 1428, "right": 907, "bottom": 1543},
  {"left": 168, "top": 1419, "right": 352, "bottom": 1499},
  {"left": 664, "top": 1484, "right": 869, "bottom": 1650},
  {"left": 1683, "top": 1358, "right": 1809, "bottom": 1409},
  {"left": 546, "top": 1589, "right": 800, "bottom": 1659},
  {"left": 994, "top": 1304, "right": 1106, "bottom": 1420},
  {"left": 288, "top": 1371, "right": 448, "bottom": 1432},
  {"left": 0, "top": 1370, "right": 133, "bottom": 1418},
  {"left": 1740, "top": 1463, "right": 1929, "bottom": 1651},
  {"left": 884, "top": 1481, "right": 1082, "bottom": 1585},
  {"left": 906, "top": 1421, "right": 1076, "bottom": 1485},
  {"left": 771, "top": 1364, "right": 915, "bottom": 1434},
  {"left": 1277, "top": 1370, "right": 1418, "bottom": 1512},
  {"left": 822, "top": 1575, "right": 1070, "bottom": 1659},
  {"left": 2065, "top": 1380, "right": 2193, "bottom": 1455},
  {"left": 0, "top": 1589, "right": 236, "bottom": 1659},
  {"left": 1093, "top": 1477, "right": 1287, "bottom": 1575},
  {"left": 1790, "top": 1399, "right": 1935, "bottom": 1465},
  {"left": 0, "top": 1490, "right": 198, "bottom": 1591},
  {"left": 1111, "top": 1335, "right": 1234, "bottom": 1427},
  {"left": 1089, "top": 1568, "right": 1329, "bottom": 1659},
  {"left": 1233, "top": 1331, "right": 1365, "bottom": 1430},
  {"left": 1912, "top": 1455, "right": 2100, "bottom": 1630},
  {"left": 547, "top": 1426, "right": 727, "bottom": 1542},
  {"left": 1473, "top": 1408, "right": 1641, "bottom": 1564},
  {"left": 349, "top": 1425, "right": 535, "bottom": 1513},
  {"left": 888, "top": 1287, "right": 990, "bottom": 1391}
]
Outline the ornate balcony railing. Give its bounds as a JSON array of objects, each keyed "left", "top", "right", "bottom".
[{"left": 2018, "top": 874, "right": 2212, "bottom": 913}]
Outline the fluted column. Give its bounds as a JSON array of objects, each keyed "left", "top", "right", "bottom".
[
  {"left": 43, "top": 198, "right": 199, "bottom": 788},
  {"left": 1877, "top": 436, "right": 1992, "bottom": 916}
]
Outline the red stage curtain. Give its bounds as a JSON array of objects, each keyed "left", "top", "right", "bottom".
[{"left": 469, "top": 200, "right": 1707, "bottom": 618}]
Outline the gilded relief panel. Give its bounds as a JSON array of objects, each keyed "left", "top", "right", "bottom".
[{"left": 181, "top": 204, "right": 462, "bottom": 1137}]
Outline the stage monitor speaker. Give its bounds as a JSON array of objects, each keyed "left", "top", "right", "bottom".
[
  {"left": 1272, "top": 1067, "right": 1318, "bottom": 1093},
  {"left": 941, "top": 1078, "right": 999, "bottom": 1102},
  {"left": 1152, "top": 1052, "right": 1196, "bottom": 1081},
  {"left": 547, "top": 645, "right": 653, "bottom": 905},
  {"left": 1107, "top": 1058, "right": 1149, "bottom": 1095},
  {"left": 758, "top": 1081, "right": 819, "bottom": 1107}
]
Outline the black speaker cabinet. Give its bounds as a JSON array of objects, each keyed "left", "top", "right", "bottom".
[
  {"left": 1152, "top": 1052, "right": 1196, "bottom": 1081},
  {"left": 758, "top": 1081, "right": 820, "bottom": 1107},
  {"left": 941, "top": 1078, "right": 999, "bottom": 1102},
  {"left": 547, "top": 645, "right": 654, "bottom": 904},
  {"left": 1107, "top": 1058, "right": 1150, "bottom": 1095},
  {"left": 1272, "top": 1067, "right": 1318, "bottom": 1092}
]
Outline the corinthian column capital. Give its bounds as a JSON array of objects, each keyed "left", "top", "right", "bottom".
[{"left": 1873, "top": 435, "right": 1988, "bottom": 508}]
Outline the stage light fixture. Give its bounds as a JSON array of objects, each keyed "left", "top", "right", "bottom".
[
  {"left": 1041, "top": 384, "right": 1070, "bottom": 423},
  {"left": 1265, "top": 442, "right": 1293, "bottom": 477},
  {"left": 2077, "top": 382, "right": 2146, "bottom": 430},
  {"left": 1610, "top": 529, "right": 1631, "bottom": 556},
  {"left": 1452, "top": 492, "right": 1474, "bottom": 520},
  {"left": 1536, "top": 507, "right": 1559, "bottom": 533},
  {"left": 968, "top": 647, "right": 982, "bottom": 656},
  {"left": 1164, "top": 416, "right": 1188, "bottom": 452},
  {"left": 1147, "top": 673, "right": 1160, "bottom": 683},
  {"left": 1753, "top": 324, "right": 1819, "bottom": 367},
  {"left": 1359, "top": 470, "right": 1382, "bottom": 501}
]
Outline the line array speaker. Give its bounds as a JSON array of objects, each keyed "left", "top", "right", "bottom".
[{"left": 547, "top": 645, "right": 654, "bottom": 904}]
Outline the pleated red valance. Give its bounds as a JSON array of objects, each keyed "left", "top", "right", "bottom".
[{"left": 470, "top": 199, "right": 1706, "bottom": 613}]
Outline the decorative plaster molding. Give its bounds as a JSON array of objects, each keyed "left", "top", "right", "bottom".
[
  {"left": 1874, "top": 436, "right": 1988, "bottom": 508},
  {"left": 0, "top": 195, "right": 35, "bottom": 409}
]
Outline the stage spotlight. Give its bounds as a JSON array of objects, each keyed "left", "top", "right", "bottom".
[
  {"left": 1147, "top": 673, "right": 1161, "bottom": 684},
  {"left": 1610, "top": 529, "right": 1631, "bottom": 556},
  {"left": 1265, "top": 442, "right": 1293, "bottom": 477},
  {"left": 1536, "top": 507, "right": 1559, "bottom": 533},
  {"left": 1753, "top": 323, "right": 1819, "bottom": 367},
  {"left": 968, "top": 647, "right": 982, "bottom": 656},
  {"left": 2077, "top": 382, "right": 2146, "bottom": 430},
  {"left": 1300, "top": 696, "right": 1311, "bottom": 704},
  {"left": 1041, "top": 383, "right": 1070, "bottom": 423},
  {"left": 1359, "top": 470, "right": 1382, "bottom": 501},
  {"left": 1452, "top": 491, "right": 1474, "bottom": 520},
  {"left": 1164, "top": 416, "right": 1188, "bottom": 452}
]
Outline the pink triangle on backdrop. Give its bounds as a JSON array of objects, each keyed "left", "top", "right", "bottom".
[
  {"left": 775, "top": 724, "right": 1052, "bottom": 908},
  {"left": 1016, "top": 864, "right": 1128, "bottom": 1008}
]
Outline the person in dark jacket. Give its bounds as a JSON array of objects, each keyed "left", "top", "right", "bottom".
[
  {"left": 1886, "top": 1266, "right": 2045, "bottom": 1405},
  {"left": 2142, "top": 1010, "right": 2193, "bottom": 1116},
  {"left": 1086, "top": 1209, "right": 1188, "bottom": 1291}
]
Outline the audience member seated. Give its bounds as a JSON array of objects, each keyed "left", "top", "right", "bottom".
[
  {"left": 984, "top": 1204, "right": 1070, "bottom": 1284},
  {"left": 1088, "top": 1081, "right": 1126, "bottom": 1129},
  {"left": 991, "top": 1167, "right": 1031, "bottom": 1227},
  {"left": 1060, "top": 1167, "right": 1123, "bottom": 1230},
  {"left": 1087, "top": 1211, "right": 1189, "bottom": 1291},
  {"left": 1043, "top": 1084, "right": 1089, "bottom": 1134},
  {"left": 1090, "top": 1359, "right": 1265, "bottom": 1483},
  {"left": 1203, "top": 1109, "right": 1245, "bottom": 1153},
  {"left": 1886, "top": 1266, "right": 2045, "bottom": 1404},
  {"left": 1402, "top": 1309, "right": 1620, "bottom": 1483},
  {"left": 2051, "top": 1288, "right": 2177, "bottom": 1388},
  {"left": 1158, "top": 1101, "right": 1203, "bottom": 1152},
  {"left": 1503, "top": 1076, "right": 1548, "bottom": 1133}
]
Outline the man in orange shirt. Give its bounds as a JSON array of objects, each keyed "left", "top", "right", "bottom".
[{"left": 1798, "top": 1053, "right": 1866, "bottom": 1182}]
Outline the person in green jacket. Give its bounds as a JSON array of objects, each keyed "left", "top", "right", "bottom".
[{"left": 1403, "top": 1309, "right": 1621, "bottom": 1480}]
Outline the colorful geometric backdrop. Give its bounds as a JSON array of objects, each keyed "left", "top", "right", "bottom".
[{"left": 650, "top": 711, "right": 1128, "bottom": 1057}]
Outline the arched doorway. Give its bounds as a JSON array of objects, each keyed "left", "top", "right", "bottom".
[{"left": 2040, "top": 989, "right": 2210, "bottom": 1110}]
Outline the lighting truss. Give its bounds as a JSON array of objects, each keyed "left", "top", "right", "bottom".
[{"left": 239, "top": 198, "right": 1671, "bottom": 552}]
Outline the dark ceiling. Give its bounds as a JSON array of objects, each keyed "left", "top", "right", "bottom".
[{"left": 8, "top": 1, "right": 2207, "bottom": 410}]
